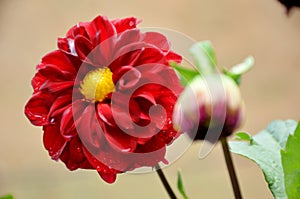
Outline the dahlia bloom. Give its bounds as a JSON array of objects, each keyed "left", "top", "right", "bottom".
[
  {"left": 25, "top": 15, "right": 183, "bottom": 183},
  {"left": 173, "top": 74, "right": 244, "bottom": 141}
]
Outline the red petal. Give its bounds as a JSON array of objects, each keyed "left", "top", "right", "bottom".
[
  {"left": 90, "top": 37, "right": 116, "bottom": 66},
  {"left": 109, "top": 50, "right": 142, "bottom": 73},
  {"left": 39, "top": 81, "right": 73, "bottom": 93},
  {"left": 115, "top": 66, "right": 141, "bottom": 90},
  {"left": 134, "top": 136, "right": 167, "bottom": 167},
  {"left": 43, "top": 124, "right": 67, "bottom": 160},
  {"left": 82, "top": 147, "right": 118, "bottom": 183},
  {"left": 59, "top": 136, "right": 92, "bottom": 170},
  {"left": 76, "top": 104, "right": 104, "bottom": 149},
  {"left": 39, "top": 50, "right": 78, "bottom": 73},
  {"left": 31, "top": 72, "right": 46, "bottom": 92},
  {"left": 48, "top": 94, "right": 72, "bottom": 119},
  {"left": 38, "top": 64, "right": 75, "bottom": 81},
  {"left": 113, "top": 29, "right": 141, "bottom": 52},
  {"left": 24, "top": 92, "right": 55, "bottom": 126},
  {"left": 129, "top": 99, "right": 150, "bottom": 124},
  {"left": 97, "top": 103, "right": 116, "bottom": 127},
  {"left": 74, "top": 35, "right": 94, "bottom": 62},
  {"left": 73, "top": 26, "right": 89, "bottom": 39},
  {"left": 133, "top": 47, "right": 165, "bottom": 66},
  {"left": 98, "top": 172, "right": 117, "bottom": 184},
  {"left": 133, "top": 91, "right": 156, "bottom": 105},
  {"left": 87, "top": 16, "right": 116, "bottom": 45},
  {"left": 112, "top": 17, "right": 140, "bottom": 33},
  {"left": 143, "top": 32, "right": 170, "bottom": 51},
  {"left": 57, "top": 38, "right": 70, "bottom": 53},
  {"left": 109, "top": 105, "right": 134, "bottom": 130},
  {"left": 60, "top": 105, "right": 77, "bottom": 139},
  {"left": 165, "top": 51, "right": 182, "bottom": 63},
  {"left": 103, "top": 124, "right": 137, "bottom": 152}
]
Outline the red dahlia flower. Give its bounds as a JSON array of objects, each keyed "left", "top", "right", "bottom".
[{"left": 25, "top": 15, "right": 183, "bottom": 183}]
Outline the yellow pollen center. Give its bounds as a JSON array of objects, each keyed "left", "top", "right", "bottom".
[{"left": 80, "top": 67, "right": 114, "bottom": 102}]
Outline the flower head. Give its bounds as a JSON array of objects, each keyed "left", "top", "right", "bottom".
[{"left": 25, "top": 15, "right": 183, "bottom": 183}]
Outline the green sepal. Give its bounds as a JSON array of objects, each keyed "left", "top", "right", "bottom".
[
  {"left": 223, "top": 56, "right": 254, "bottom": 85},
  {"left": 189, "top": 41, "right": 217, "bottom": 75},
  {"left": 170, "top": 61, "right": 199, "bottom": 86}
]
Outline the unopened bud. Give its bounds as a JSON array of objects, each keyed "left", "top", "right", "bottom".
[{"left": 173, "top": 74, "right": 244, "bottom": 141}]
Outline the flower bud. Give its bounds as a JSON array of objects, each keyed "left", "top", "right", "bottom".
[{"left": 173, "top": 74, "right": 244, "bottom": 141}]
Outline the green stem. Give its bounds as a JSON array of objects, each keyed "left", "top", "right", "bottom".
[
  {"left": 221, "top": 138, "right": 243, "bottom": 199},
  {"left": 155, "top": 165, "right": 177, "bottom": 199}
]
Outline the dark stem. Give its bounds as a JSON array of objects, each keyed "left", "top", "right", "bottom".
[
  {"left": 155, "top": 165, "right": 177, "bottom": 199},
  {"left": 221, "top": 138, "right": 243, "bottom": 199}
]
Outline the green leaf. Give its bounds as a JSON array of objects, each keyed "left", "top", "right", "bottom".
[
  {"left": 189, "top": 41, "right": 217, "bottom": 75},
  {"left": 0, "top": 194, "right": 13, "bottom": 199},
  {"left": 169, "top": 61, "right": 199, "bottom": 86},
  {"left": 235, "top": 132, "right": 252, "bottom": 142},
  {"left": 223, "top": 56, "right": 254, "bottom": 85},
  {"left": 177, "top": 170, "right": 189, "bottom": 199},
  {"left": 229, "top": 120, "right": 298, "bottom": 199},
  {"left": 281, "top": 121, "right": 300, "bottom": 198}
]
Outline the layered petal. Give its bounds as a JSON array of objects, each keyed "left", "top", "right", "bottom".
[
  {"left": 25, "top": 92, "right": 56, "bottom": 126},
  {"left": 112, "top": 17, "right": 139, "bottom": 33},
  {"left": 43, "top": 123, "right": 67, "bottom": 160}
]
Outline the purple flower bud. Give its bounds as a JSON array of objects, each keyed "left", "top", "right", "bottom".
[{"left": 173, "top": 74, "right": 244, "bottom": 141}]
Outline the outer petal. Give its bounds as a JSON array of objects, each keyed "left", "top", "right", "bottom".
[
  {"left": 132, "top": 47, "right": 165, "bottom": 66},
  {"left": 25, "top": 92, "right": 56, "bottom": 126},
  {"left": 134, "top": 136, "right": 167, "bottom": 166},
  {"left": 38, "top": 50, "right": 78, "bottom": 74},
  {"left": 38, "top": 64, "right": 75, "bottom": 82},
  {"left": 43, "top": 123, "right": 67, "bottom": 160},
  {"left": 165, "top": 51, "right": 182, "bottom": 63},
  {"left": 48, "top": 94, "right": 72, "bottom": 119},
  {"left": 39, "top": 81, "right": 74, "bottom": 93},
  {"left": 60, "top": 105, "right": 76, "bottom": 139},
  {"left": 85, "top": 15, "right": 116, "bottom": 46},
  {"left": 74, "top": 35, "right": 94, "bottom": 62},
  {"left": 65, "top": 22, "right": 89, "bottom": 39},
  {"left": 82, "top": 147, "right": 118, "bottom": 183},
  {"left": 142, "top": 32, "right": 170, "bottom": 51},
  {"left": 112, "top": 17, "right": 140, "bottom": 33},
  {"left": 59, "top": 136, "right": 93, "bottom": 170},
  {"left": 31, "top": 72, "right": 46, "bottom": 93},
  {"left": 102, "top": 124, "right": 137, "bottom": 152}
]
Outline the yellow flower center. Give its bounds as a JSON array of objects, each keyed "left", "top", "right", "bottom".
[{"left": 80, "top": 67, "right": 114, "bottom": 102}]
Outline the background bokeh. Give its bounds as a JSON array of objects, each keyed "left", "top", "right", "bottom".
[{"left": 0, "top": 0, "right": 299, "bottom": 198}]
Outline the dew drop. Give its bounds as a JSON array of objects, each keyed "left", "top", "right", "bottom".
[
  {"left": 50, "top": 117, "right": 55, "bottom": 124},
  {"left": 121, "top": 148, "right": 131, "bottom": 152},
  {"left": 129, "top": 21, "right": 134, "bottom": 27}
]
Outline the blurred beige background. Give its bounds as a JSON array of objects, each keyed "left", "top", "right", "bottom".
[{"left": 0, "top": 0, "right": 299, "bottom": 198}]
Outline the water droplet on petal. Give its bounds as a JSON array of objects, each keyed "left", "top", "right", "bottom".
[{"left": 50, "top": 117, "right": 55, "bottom": 124}]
